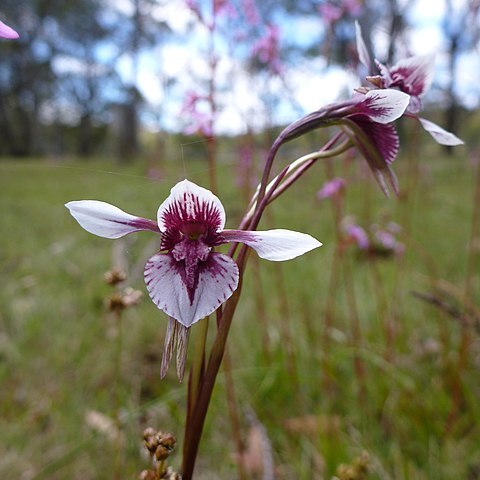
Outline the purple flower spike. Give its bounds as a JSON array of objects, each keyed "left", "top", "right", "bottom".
[
  {"left": 66, "top": 179, "right": 321, "bottom": 327},
  {"left": 0, "top": 20, "right": 19, "bottom": 39}
]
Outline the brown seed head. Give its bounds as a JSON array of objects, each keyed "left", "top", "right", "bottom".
[{"left": 104, "top": 268, "right": 127, "bottom": 285}]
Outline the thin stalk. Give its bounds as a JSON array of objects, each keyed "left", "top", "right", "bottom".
[
  {"left": 188, "top": 317, "right": 209, "bottom": 416},
  {"left": 251, "top": 254, "right": 272, "bottom": 362},
  {"left": 112, "top": 309, "right": 124, "bottom": 480},
  {"left": 223, "top": 346, "right": 248, "bottom": 480}
]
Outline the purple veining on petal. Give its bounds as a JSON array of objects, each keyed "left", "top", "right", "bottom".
[
  {"left": 350, "top": 116, "right": 400, "bottom": 164},
  {"left": 160, "top": 193, "right": 224, "bottom": 234},
  {"left": 144, "top": 252, "right": 239, "bottom": 327}
]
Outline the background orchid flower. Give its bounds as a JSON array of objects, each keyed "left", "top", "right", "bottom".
[
  {"left": 0, "top": 19, "right": 19, "bottom": 39},
  {"left": 355, "top": 21, "right": 463, "bottom": 147},
  {"left": 269, "top": 87, "right": 410, "bottom": 195},
  {"left": 66, "top": 179, "right": 321, "bottom": 328},
  {"left": 341, "top": 89, "right": 410, "bottom": 194}
]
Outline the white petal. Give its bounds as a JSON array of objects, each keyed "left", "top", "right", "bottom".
[
  {"left": 144, "top": 252, "right": 239, "bottom": 327},
  {"left": 65, "top": 200, "right": 159, "bottom": 239},
  {"left": 392, "top": 54, "right": 435, "bottom": 97},
  {"left": 222, "top": 229, "right": 322, "bottom": 261},
  {"left": 355, "top": 21, "right": 371, "bottom": 70},
  {"left": 360, "top": 89, "right": 410, "bottom": 124},
  {"left": 157, "top": 179, "right": 226, "bottom": 233},
  {"left": 418, "top": 118, "right": 464, "bottom": 146}
]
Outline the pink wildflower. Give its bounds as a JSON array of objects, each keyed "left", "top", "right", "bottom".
[
  {"left": 344, "top": 223, "right": 369, "bottom": 250},
  {"left": 319, "top": 4, "right": 343, "bottom": 26},
  {"left": 0, "top": 19, "right": 19, "bottom": 39},
  {"left": 242, "top": 0, "right": 260, "bottom": 25},
  {"left": 251, "top": 23, "right": 283, "bottom": 75},
  {"left": 317, "top": 177, "right": 346, "bottom": 199},
  {"left": 66, "top": 180, "right": 321, "bottom": 327},
  {"left": 181, "top": 91, "right": 213, "bottom": 137}
]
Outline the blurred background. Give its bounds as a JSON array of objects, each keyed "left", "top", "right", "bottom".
[
  {"left": 1, "top": 1, "right": 480, "bottom": 479},
  {"left": 1, "top": 0, "right": 479, "bottom": 159}
]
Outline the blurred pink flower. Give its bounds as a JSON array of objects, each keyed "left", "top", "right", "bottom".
[
  {"left": 242, "top": 0, "right": 260, "bottom": 25},
  {"left": 251, "top": 23, "right": 283, "bottom": 74},
  {"left": 344, "top": 223, "right": 370, "bottom": 250},
  {"left": 214, "top": 0, "right": 237, "bottom": 18},
  {"left": 66, "top": 180, "right": 322, "bottom": 327},
  {"left": 319, "top": 4, "right": 343, "bottom": 25},
  {"left": 181, "top": 91, "right": 213, "bottom": 137},
  {"left": 342, "top": 0, "right": 362, "bottom": 16},
  {"left": 317, "top": 177, "right": 346, "bottom": 199},
  {"left": 0, "top": 19, "right": 19, "bottom": 39}
]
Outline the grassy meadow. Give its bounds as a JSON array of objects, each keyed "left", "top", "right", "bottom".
[{"left": 1, "top": 138, "right": 479, "bottom": 479}]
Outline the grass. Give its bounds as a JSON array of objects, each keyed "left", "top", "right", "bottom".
[{"left": 0, "top": 143, "right": 479, "bottom": 480}]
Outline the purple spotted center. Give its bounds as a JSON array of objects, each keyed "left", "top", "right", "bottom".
[{"left": 159, "top": 196, "right": 226, "bottom": 303}]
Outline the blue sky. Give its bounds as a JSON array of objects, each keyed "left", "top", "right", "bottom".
[{"left": 62, "top": 0, "right": 479, "bottom": 134}]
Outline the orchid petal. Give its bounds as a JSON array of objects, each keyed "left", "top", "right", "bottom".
[
  {"left": 389, "top": 54, "right": 435, "bottom": 98},
  {"left": 355, "top": 21, "right": 371, "bottom": 71},
  {"left": 157, "top": 179, "right": 226, "bottom": 233},
  {"left": 144, "top": 252, "right": 239, "bottom": 327},
  {"left": 0, "top": 20, "right": 19, "bottom": 39},
  {"left": 350, "top": 117, "right": 400, "bottom": 164},
  {"left": 418, "top": 118, "right": 464, "bottom": 146},
  {"left": 65, "top": 200, "right": 159, "bottom": 239},
  {"left": 357, "top": 89, "right": 410, "bottom": 124},
  {"left": 222, "top": 229, "right": 322, "bottom": 261}
]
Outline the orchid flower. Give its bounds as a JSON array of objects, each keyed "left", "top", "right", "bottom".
[
  {"left": 0, "top": 19, "right": 19, "bottom": 39},
  {"left": 66, "top": 179, "right": 321, "bottom": 328},
  {"left": 266, "top": 87, "right": 410, "bottom": 196},
  {"left": 355, "top": 22, "right": 463, "bottom": 146}
]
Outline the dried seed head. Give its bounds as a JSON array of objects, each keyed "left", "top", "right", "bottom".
[
  {"left": 107, "top": 293, "right": 125, "bottom": 312},
  {"left": 139, "top": 469, "right": 158, "bottom": 480},
  {"left": 104, "top": 268, "right": 127, "bottom": 285},
  {"left": 143, "top": 428, "right": 177, "bottom": 458},
  {"left": 106, "top": 288, "right": 143, "bottom": 312}
]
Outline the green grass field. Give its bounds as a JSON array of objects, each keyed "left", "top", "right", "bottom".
[{"left": 1, "top": 145, "right": 479, "bottom": 479}]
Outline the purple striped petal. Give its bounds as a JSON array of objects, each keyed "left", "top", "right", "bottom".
[
  {"left": 418, "top": 118, "right": 464, "bottom": 146},
  {"left": 351, "top": 116, "right": 400, "bottom": 164},
  {"left": 356, "top": 89, "right": 410, "bottom": 124},
  {"left": 144, "top": 252, "right": 239, "bottom": 327},
  {"left": 65, "top": 200, "right": 159, "bottom": 239},
  {"left": 387, "top": 54, "right": 435, "bottom": 99},
  {"left": 157, "top": 179, "right": 226, "bottom": 233},
  {"left": 0, "top": 20, "right": 19, "bottom": 39},
  {"left": 222, "top": 229, "right": 322, "bottom": 261}
]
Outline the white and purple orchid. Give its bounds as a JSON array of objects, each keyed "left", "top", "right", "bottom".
[
  {"left": 0, "top": 19, "right": 18, "bottom": 39},
  {"left": 275, "top": 87, "right": 410, "bottom": 195},
  {"left": 355, "top": 21, "right": 463, "bottom": 147},
  {"left": 66, "top": 179, "right": 321, "bottom": 327}
]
